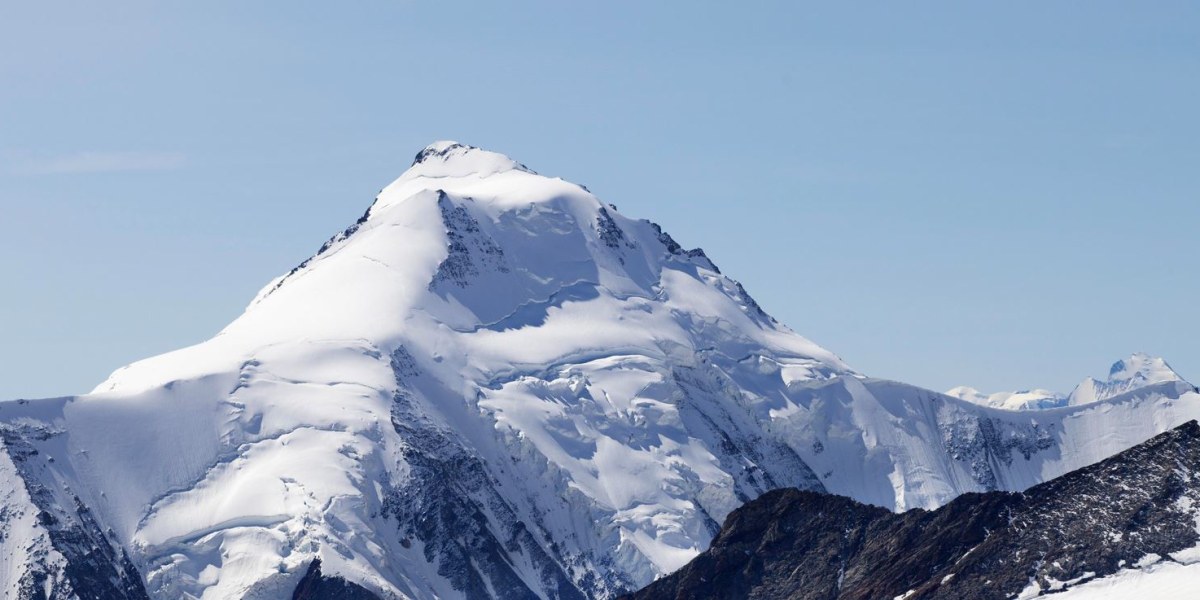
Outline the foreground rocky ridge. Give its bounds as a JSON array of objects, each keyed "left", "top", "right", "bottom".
[
  {"left": 2, "top": 142, "right": 1198, "bottom": 599},
  {"left": 626, "top": 420, "right": 1200, "bottom": 600}
]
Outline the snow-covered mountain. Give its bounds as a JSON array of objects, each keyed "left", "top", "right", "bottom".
[
  {"left": 2, "top": 142, "right": 1199, "bottom": 599},
  {"left": 948, "top": 352, "right": 1191, "bottom": 411}
]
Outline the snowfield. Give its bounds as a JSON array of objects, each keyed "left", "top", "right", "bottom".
[
  {"left": 1017, "top": 550, "right": 1200, "bottom": 599},
  {"left": 1051, "top": 561, "right": 1200, "bottom": 598},
  {"left": 2, "top": 142, "right": 1198, "bottom": 599}
]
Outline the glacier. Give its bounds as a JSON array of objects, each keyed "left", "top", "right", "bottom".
[{"left": 2, "top": 141, "right": 1198, "bottom": 599}]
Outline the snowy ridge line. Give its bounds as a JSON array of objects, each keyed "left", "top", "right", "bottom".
[{"left": 949, "top": 352, "right": 1194, "bottom": 412}]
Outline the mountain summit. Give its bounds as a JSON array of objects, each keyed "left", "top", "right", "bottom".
[
  {"left": 2, "top": 144, "right": 1199, "bottom": 599},
  {"left": 407, "top": 141, "right": 533, "bottom": 177},
  {"left": 1069, "top": 352, "right": 1188, "bottom": 406}
]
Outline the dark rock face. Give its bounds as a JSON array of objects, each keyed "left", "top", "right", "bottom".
[
  {"left": 625, "top": 420, "right": 1200, "bottom": 600},
  {"left": 382, "top": 348, "right": 595, "bottom": 600},
  {"left": 671, "top": 365, "right": 826, "bottom": 505},
  {"left": 939, "top": 416, "right": 1055, "bottom": 490},
  {"left": 0, "top": 427, "right": 150, "bottom": 600},
  {"left": 430, "top": 191, "right": 510, "bottom": 289},
  {"left": 596, "top": 206, "right": 631, "bottom": 250},
  {"left": 291, "top": 559, "right": 380, "bottom": 600}
]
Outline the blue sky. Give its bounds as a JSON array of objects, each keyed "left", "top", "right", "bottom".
[{"left": 2, "top": 1, "right": 1197, "bottom": 399}]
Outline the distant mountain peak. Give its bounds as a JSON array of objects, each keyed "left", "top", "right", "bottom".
[
  {"left": 1070, "top": 352, "right": 1185, "bottom": 406},
  {"left": 1107, "top": 352, "right": 1181, "bottom": 382},
  {"left": 949, "top": 352, "right": 1190, "bottom": 411}
]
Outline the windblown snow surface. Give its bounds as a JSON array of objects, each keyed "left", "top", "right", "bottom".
[
  {"left": 2, "top": 142, "right": 1199, "bottom": 599},
  {"left": 1028, "top": 559, "right": 1200, "bottom": 599}
]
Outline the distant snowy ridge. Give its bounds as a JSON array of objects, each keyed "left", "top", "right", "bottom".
[
  {"left": 2, "top": 143, "right": 1199, "bottom": 600},
  {"left": 944, "top": 386, "right": 1066, "bottom": 411},
  {"left": 948, "top": 352, "right": 1193, "bottom": 411}
]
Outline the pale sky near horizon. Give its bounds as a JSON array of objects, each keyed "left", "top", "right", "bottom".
[{"left": 1, "top": 2, "right": 1197, "bottom": 399}]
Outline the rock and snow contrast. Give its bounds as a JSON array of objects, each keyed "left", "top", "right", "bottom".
[
  {"left": 2, "top": 142, "right": 1198, "bottom": 599},
  {"left": 947, "top": 352, "right": 1193, "bottom": 411},
  {"left": 624, "top": 421, "right": 1200, "bottom": 600}
]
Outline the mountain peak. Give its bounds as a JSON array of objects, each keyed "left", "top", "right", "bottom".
[
  {"left": 14, "top": 143, "right": 1200, "bottom": 600},
  {"left": 404, "top": 140, "right": 533, "bottom": 180},
  {"left": 411, "top": 140, "right": 466, "bottom": 163},
  {"left": 1069, "top": 352, "right": 1186, "bottom": 406},
  {"left": 1108, "top": 352, "right": 1181, "bottom": 382}
]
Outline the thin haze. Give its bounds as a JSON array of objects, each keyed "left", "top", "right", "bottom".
[{"left": 1, "top": 2, "right": 1197, "bottom": 399}]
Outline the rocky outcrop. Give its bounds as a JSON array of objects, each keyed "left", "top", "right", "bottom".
[
  {"left": 291, "top": 560, "right": 380, "bottom": 600},
  {"left": 626, "top": 420, "right": 1200, "bottom": 600},
  {"left": 0, "top": 423, "right": 150, "bottom": 600}
]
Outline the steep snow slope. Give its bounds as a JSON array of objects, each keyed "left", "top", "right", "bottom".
[{"left": 2, "top": 142, "right": 1199, "bottom": 599}]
